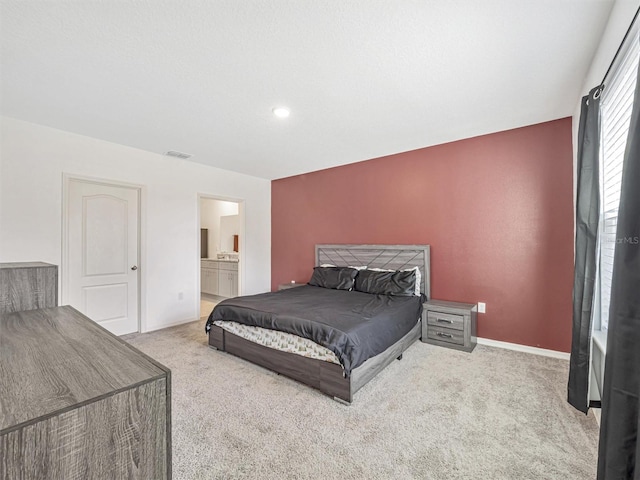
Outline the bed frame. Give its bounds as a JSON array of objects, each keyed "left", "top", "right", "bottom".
[{"left": 208, "top": 244, "right": 431, "bottom": 404}]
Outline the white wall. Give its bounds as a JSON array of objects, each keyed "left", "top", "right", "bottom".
[
  {"left": 220, "top": 214, "right": 240, "bottom": 252},
  {"left": 0, "top": 116, "right": 271, "bottom": 331},
  {"left": 200, "top": 198, "right": 238, "bottom": 257}
]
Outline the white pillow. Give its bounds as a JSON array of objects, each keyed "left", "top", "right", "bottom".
[
  {"left": 320, "top": 264, "right": 367, "bottom": 270},
  {"left": 408, "top": 266, "right": 422, "bottom": 296}
]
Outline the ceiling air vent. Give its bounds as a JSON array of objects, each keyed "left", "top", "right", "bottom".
[{"left": 165, "top": 150, "right": 193, "bottom": 160}]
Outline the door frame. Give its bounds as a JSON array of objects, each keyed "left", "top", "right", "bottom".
[
  {"left": 197, "top": 193, "right": 245, "bottom": 318},
  {"left": 62, "top": 173, "right": 146, "bottom": 332}
]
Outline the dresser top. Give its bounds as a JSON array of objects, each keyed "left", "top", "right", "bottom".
[
  {"left": 0, "top": 306, "right": 169, "bottom": 433},
  {"left": 0, "top": 262, "right": 57, "bottom": 269},
  {"left": 425, "top": 299, "right": 477, "bottom": 312}
]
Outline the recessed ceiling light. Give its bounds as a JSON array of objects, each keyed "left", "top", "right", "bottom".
[{"left": 272, "top": 107, "right": 290, "bottom": 118}]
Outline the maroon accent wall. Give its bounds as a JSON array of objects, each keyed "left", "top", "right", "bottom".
[{"left": 271, "top": 118, "right": 574, "bottom": 352}]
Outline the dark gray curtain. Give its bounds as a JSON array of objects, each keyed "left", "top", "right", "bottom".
[
  {"left": 597, "top": 47, "right": 640, "bottom": 479},
  {"left": 568, "top": 86, "right": 601, "bottom": 414}
]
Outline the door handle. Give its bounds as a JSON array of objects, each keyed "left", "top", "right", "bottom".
[{"left": 131, "top": 266, "right": 138, "bottom": 271}]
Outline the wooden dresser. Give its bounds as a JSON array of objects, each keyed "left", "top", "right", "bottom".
[
  {"left": 0, "top": 262, "right": 58, "bottom": 313},
  {"left": 0, "top": 306, "right": 171, "bottom": 479}
]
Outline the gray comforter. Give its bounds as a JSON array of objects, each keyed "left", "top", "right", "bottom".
[{"left": 205, "top": 285, "right": 422, "bottom": 375}]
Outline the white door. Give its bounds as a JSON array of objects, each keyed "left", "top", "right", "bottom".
[{"left": 67, "top": 180, "right": 140, "bottom": 335}]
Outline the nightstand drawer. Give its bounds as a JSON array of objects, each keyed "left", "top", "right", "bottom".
[
  {"left": 427, "top": 326, "right": 464, "bottom": 346},
  {"left": 427, "top": 311, "right": 464, "bottom": 331}
]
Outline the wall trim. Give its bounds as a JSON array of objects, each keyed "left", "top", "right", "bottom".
[
  {"left": 477, "top": 337, "right": 570, "bottom": 360},
  {"left": 145, "top": 316, "right": 199, "bottom": 332}
]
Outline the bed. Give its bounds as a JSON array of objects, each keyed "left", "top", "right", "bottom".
[{"left": 205, "top": 244, "right": 431, "bottom": 404}]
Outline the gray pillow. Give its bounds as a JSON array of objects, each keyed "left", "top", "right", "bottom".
[
  {"left": 354, "top": 269, "right": 417, "bottom": 296},
  {"left": 308, "top": 266, "right": 358, "bottom": 290}
]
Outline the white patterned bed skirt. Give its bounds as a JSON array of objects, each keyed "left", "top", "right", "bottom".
[{"left": 213, "top": 320, "right": 341, "bottom": 365}]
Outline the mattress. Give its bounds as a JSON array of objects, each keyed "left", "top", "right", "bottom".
[{"left": 213, "top": 320, "right": 340, "bottom": 365}]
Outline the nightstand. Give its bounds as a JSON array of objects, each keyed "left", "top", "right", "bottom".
[
  {"left": 422, "top": 300, "right": 477, "bottom": 352},
  {"left": 278, "top": 282, "right": 306, "bottom": 291}
]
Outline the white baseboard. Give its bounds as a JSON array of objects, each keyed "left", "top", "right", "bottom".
[
  {"left": 477, "top": 337, "right": 570, "bottom": 360},
  {"left": 143, "top": 317, "right": 199, "bottom": 333}
]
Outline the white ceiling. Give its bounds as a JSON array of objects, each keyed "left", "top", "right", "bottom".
[{"left": 1, "top": 0, "right": 615, "bottom": 180}]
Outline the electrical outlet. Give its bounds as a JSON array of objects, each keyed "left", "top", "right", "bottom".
[
  {"left": 478, "top": 302, "right": 486, "bottom": 313},
  {"left": 178, "top": 292, "right": 184, "bottom": 301}
]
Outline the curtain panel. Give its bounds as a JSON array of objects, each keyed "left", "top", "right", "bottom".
[{"left": 568, "top": 86, "right": 601, "bottom": 414}]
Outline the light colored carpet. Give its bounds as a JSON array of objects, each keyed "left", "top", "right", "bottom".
[{"left": 123, "top": 319, "right": 599, "bottom": 480}]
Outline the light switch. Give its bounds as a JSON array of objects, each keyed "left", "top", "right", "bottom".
[{"left": 478, "top": 302, "right": 486, "bottom": 313}]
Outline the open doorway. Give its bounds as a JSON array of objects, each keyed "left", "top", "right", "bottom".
[{"left": 198, "top": 196, "right": 242, "bottom": 319}]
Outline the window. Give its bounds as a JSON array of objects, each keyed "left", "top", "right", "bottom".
[{"left": 598, "top": 32, "right": 640, "bottom": 331}]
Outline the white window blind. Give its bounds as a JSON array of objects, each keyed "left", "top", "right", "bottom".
[{"left": 599, "top": 32, "right": 640, "bottom": 330}]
